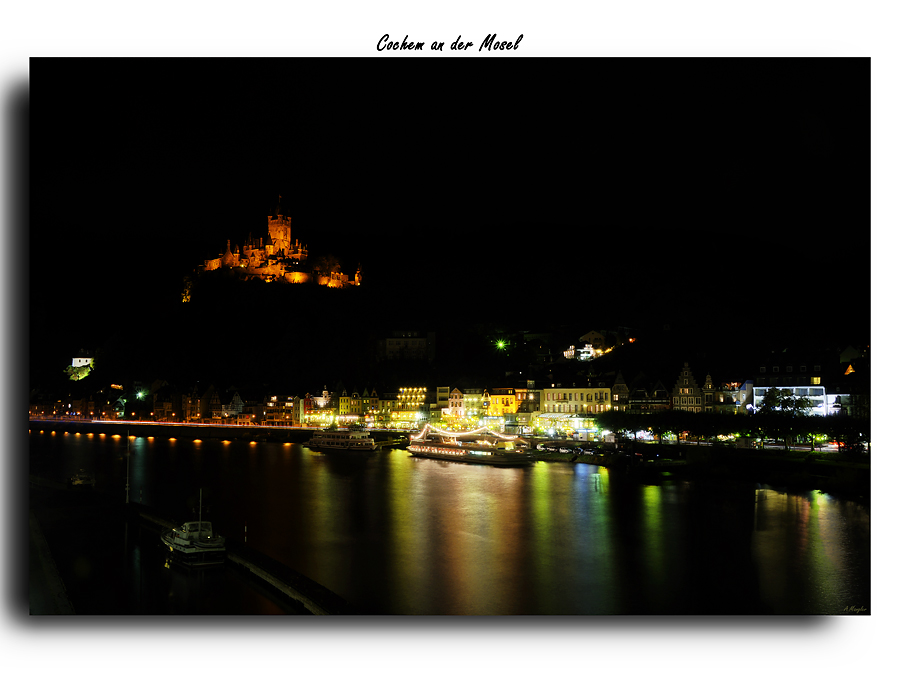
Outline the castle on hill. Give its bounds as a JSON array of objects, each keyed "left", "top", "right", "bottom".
[{"left": 200, "top": 196, "right": 361, "bottom": 287}]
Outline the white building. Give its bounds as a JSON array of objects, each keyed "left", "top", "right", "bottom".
[
  {"left": 751, "top": 385, "right": 828, "bottom": 415},
  {"left": 72, "top": 353, "right": 93, "bottom": 367},
  {"left": 542, "top": 385, "right": 610, "bottom": 414}
]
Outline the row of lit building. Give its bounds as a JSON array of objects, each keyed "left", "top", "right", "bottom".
[{"left": 32, "top": 341, "right": 868, "bottom": 435}]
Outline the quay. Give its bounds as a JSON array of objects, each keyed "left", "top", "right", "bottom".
[{"left": 28, "top": 418, "right": 411, "bottom": 448}]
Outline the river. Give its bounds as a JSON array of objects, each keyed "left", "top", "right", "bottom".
[{"left": 28, "top": 429, "right": 870, "bottom": 614}]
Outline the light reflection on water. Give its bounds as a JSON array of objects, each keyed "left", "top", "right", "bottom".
[
  {"left": 30, "top": 432, "right": 870, "bottom": 614},
  {"left": 752, "top": 489, "right": 870, "bottom": 613}
]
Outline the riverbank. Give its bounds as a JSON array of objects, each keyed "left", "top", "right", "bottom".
[{"left": 28, "top": 418, "right": 410, "bottom": 447}]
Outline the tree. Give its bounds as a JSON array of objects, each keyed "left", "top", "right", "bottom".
[
  {"left": 313, "top": 255, "right": 341, "bottom": 276},
  {"left": 755, "top": 388, "right": 812, "bottom": 450},
  {"left": 596, "top": 410, "right": 629, "bottom": 444},
  {"left": 692, "top": 411, "right": 728, "bottom": 444}
]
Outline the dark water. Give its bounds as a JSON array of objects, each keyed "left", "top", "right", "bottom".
[{"left": 29, "top": 429, "right": 871, "bottom": 614}]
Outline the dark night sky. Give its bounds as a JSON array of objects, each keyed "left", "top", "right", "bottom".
[{"left": 29, "top": 58, "right": 870, "bottom": 370}]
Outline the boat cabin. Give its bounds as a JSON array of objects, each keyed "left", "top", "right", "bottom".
[{"left": 176, "top": 521, "right": 215, "bottom": 539}]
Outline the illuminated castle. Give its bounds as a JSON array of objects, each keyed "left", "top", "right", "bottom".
[{"left": 200, "top": 196, "right": 361, "bottom": 287}]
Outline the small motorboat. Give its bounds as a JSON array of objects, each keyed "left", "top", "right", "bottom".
[
  {"left": 160, "top": 489, "right": 226, "bottom": 567},
  {"left": 69, "top": 469, "right": 95, "bottom": 488}
]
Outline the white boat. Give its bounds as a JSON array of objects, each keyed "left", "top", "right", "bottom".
[
  {"left": 160, "top": 489, "right": 226, "bottom": 567},
  {"left": 407, "top": 425, "right": 534, "bottom": 466},
  {"left": 161, "top": 520, "right": 227, "bottom": 567},
  {"left": 307, "top": 429, "right": 377, "bottom": 451}
]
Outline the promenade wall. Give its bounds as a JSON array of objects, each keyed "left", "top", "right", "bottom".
[{"left": 29, "top": 418, "right": 409, "bottom": 446}]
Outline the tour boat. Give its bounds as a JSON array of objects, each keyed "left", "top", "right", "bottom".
[
  {"left": 307, "top": 429, "right": 377, "bottom": 451},
  {"left": 160, "top": 489, "right": 226, "bottom": 567},
  {"left": 407, "top": 425, "right": 534, "bottom": 466}
]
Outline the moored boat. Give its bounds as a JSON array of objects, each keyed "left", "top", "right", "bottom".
[
  {"left": 160, "top": 489, "right": 226, "bottom": 567},
  {"left": 161, "top": 520, "right": 227, "bottom": 567},
  {"left": 407, "top": 425, "right": 534, "bottom": 466},
  {"left": 307, "top": 428, "right": 377, "bottom": 451},
  {"left": 70, "top": 469, "right": 95, "bottom": 488}
]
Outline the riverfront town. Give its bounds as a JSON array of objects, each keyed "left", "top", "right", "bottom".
[
  {"left": 29, "top": 199, "right": 871, "bottom": 463},
  {"left": 34, "top": 336, "right": 871, "bottom": 448},
  {"left": 27, "top": 56, "right": 872, "bottom": 621},
  {"left": 22, "top": 44, "right": 878, "bottom": 675}
]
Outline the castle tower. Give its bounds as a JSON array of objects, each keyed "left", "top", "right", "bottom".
[{"left": 267, "top": 195, "right": 292, "bottom": 255}]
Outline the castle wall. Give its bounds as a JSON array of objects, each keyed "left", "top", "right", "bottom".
[{"left": 283, "top": 272, "right": 310, "bottom": 284}]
